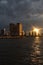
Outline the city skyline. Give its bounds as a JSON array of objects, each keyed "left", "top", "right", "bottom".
[
  {"left": 0, "top": 22, "right": 42, "bottom": 36},
  {"left": 0, "top": 0, "right": 43, "bottom": 64}
]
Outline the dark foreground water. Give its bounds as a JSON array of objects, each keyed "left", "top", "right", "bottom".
[{"left": 0, "top": 37, "right": 43, "bottom": 65}]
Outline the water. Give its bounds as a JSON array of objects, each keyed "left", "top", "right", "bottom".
[{"left": 0, "top": 37, "right": 43, "bottom": 65}]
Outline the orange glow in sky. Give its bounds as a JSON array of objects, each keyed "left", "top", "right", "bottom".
[{"left": 33, "top": 27, "right": 40, "bottom": 35}]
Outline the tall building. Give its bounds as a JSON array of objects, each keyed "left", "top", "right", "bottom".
[
  {"left": 17, "top": 23, "right": 23, "bottom": 36},
  {"left": 9, "top": 23, "right": 23, "bottom": 36},
  {"left": 9, "top": 23, "right": 16, "bottom": 35}
]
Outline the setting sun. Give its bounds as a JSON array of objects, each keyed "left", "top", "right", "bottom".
[
  {"left": 33, "top": 28, "right": 39, "bottom": 35},
  {"left": 33, "top": 27, "right": 40, "bottom": 35}
]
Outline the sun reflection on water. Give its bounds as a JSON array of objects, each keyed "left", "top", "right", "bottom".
[
  {"left": 30, "top": 37, "right": 41, "bottom": 65},
  {"left": 34, "top": 37, "right": 41, "bottom": 44}
]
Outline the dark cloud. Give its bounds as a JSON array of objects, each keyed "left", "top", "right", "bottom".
[
  {"left": 0, "top": 0, "right": 43, "bottom": 30},
  {"left": 31, "top": 0, "right": 40, "bottom": 2}
]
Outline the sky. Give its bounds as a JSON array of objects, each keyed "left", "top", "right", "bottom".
[{"left": 0, "top": 0, "right": 43, "bottom": 30}]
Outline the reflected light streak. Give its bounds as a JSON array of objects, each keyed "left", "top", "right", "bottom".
[{"left": 34, "top": 37, "right": 41, "bottom": 44}]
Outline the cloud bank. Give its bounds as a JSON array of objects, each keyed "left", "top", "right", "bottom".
[{"left": 0, "top": 0, "right": 43, "bottom": 29}]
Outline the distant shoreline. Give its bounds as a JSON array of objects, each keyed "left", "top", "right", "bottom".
[
  {"left": 0, "top": 35, "right": 42, "bottom": 39},
  {"left": 0, "top": 36, "right": 26, "bottom": 39}
]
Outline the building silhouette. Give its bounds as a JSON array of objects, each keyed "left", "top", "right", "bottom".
[
  {"left": 9, "top": 23, "right": 16, "bottom": 35},
  {"left": 9, "top": 23, "right": 23, "bottom": 36},
  {"left": 1, "top": 29, "right": 4, "bottom": 35},
  {"left": 17, "top": 23, "right": 23, "bottom": 36}
]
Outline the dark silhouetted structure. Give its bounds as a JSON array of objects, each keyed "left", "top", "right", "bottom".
[
  {"left": 1, "top": 29, "right": 4, "bottom": 35},
  {"left": 9, "top": 23, "right": 16, "bottom": 35},
  {"left": 9, "top": 23, "right": 23, "bottom": 36}
]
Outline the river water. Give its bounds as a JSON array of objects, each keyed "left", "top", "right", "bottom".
[{"left": 0, "top": 37, "right": 43, "bottom": 65}]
